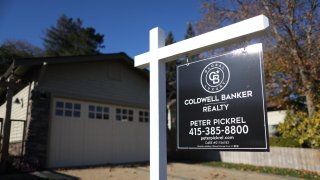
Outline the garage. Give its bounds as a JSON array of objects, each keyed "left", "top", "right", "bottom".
[{"left": 0, "top": 53, "right": 150, "bottom": 169}]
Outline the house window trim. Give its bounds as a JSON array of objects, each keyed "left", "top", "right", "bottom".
[
  {"left": 139, "top": 110, "right": 149, "bottom": 123},
  {"left": 55, "top": 101, "right": 81, "bottom": 118},
  {"left": 88, "top": 105, "right": 110, "bottom": 120},
  {"left": 116, "top": 108, "right": 134, "bottom": 122}
]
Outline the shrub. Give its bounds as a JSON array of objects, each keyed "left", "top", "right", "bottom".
[
  {"left": 277, "top": 109, "right": 320, "bottom": 148},
  {"left": 269, "top": 136, "right": 302, "bottom": 148}
]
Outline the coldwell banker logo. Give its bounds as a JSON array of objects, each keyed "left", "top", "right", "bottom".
[{"left": 200, "top": 61, "right": 230, "bottom": 93}]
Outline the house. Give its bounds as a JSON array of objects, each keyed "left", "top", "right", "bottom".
[
  {"left": 0, "top": 53, "right": 150, "bottom": 168},
  {"left": 0, "top": 52, "right": 289, "bottom": 169},
  {"left": 267, "top": 110, "right": 286, "bottom": 136}
]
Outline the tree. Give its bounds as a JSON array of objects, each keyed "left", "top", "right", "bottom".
[
  {"left": 262, "top": 0, "right": 320, "bottom": 117},
  {"left": 185, "top": 22, "right": 195, "bottom": 39},
  {"left": 165, "top": 32, "right": 175, "bottom": 45},
  {"left": 43, "top": 15, "right": 104, "bottom": 56},
  {"left": 0, "top": 40, "right": 43, "bottom": 173},
  {"left": 165, "top": 32, "right": 177, "bottom": 157},
  {"left": 166, "top": 23, "right": 198, "bottom": 131},
  {"left": 196, "top": 0, "right": 320, "bottom": 117},
  {"left": 184, "top": 22, "right": 199, "bottom": 62},
  {"left": 165, "top": 32, "right": 176, "bottom": 83},
  {"left": 165, "top": 32, "right": 176, "bottom": 131},
  {"left": 0, "top": 40, "right": 43, "bottom": 75},
  {"left": 166, "top": 23, "right": 199, "bottom": 132},
  {"left": 166, "top": 24, "right": 199, "bottom": 156}
]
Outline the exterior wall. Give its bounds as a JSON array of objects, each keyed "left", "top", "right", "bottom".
[
  {"left": 0, "top": 83, "right": 34, "bottom": 142},
  {"left": 38, "top": 60, "right": 149, "bottom": 108},
  {"left": 267, "top": 110, "right": 286, "bottom": 136},
  {"left": 0, "top": 83, "right": 34, "bottom": 120},
  {"left": 267, "top": 110, "right": 286, "bottom": 125},
  {"left": 36, "top": 59, "right": 150, "bottom": 168},
  {"left": 48, "top": 97, "right": 149, "bottom": 168}
]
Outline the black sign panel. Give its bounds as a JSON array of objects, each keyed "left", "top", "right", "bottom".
[{"left": 177, "top": 43, "right": 269, "bottom": 151}]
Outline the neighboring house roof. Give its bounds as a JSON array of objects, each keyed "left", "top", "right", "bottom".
[{"left": 0, "top": 52, "right": 148, "bottom": 104}]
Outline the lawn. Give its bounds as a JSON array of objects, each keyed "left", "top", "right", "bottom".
[{"left": 204, "top": 161, "right": 320, "bottom": 180}]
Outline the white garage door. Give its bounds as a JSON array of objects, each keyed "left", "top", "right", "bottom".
[{"left": 48, "top": 98, "right": 149, "bottom": 168}]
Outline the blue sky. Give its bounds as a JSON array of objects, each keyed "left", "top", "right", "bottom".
[{"left": 0, "top": 0, "right": 202, "bottom": 58}]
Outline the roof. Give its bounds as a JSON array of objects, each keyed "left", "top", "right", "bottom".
[
  {"left": 0, "top": 52, "right": 148, "bottom": 103},
  {"left": 2, "top": 52, "right": 147, "bottom": 79}
]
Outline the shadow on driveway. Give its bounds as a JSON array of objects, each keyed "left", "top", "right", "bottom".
[{"left": 0, "top": 171, "right": 79, "bottom": 180}]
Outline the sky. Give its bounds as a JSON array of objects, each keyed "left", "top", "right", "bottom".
[{"left": 0, "top": 0, "right": 202, "bottom": 58}]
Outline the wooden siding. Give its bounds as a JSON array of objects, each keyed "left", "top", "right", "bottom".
[
  {"left": 0, "top": 83, "right": 34, "bottom": 142},
  {"left": 38, "top": 60, "right": 149, "bottom": 108},
  {"left": 267, "top": 110, "right": 286, "bottom": 125},
  {"left": 0, "top": 83, "right": 33, "bottom": 120},
  {"left": 267, "top": 110, "right": 286, "bottom": 136}
]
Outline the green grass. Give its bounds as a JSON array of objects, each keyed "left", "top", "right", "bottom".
[{"left": 204, "top": 161, "right": 320, "bottom": 180}]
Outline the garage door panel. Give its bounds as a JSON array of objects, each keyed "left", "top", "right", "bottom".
[
  {"left": 59, "top": 118, "right": 84, "bottom": 166},
  {"left": 83, "top": 120, "right": 114, "bottom": 164},
  {"left": 112, "top": 122, "right": 139, "bottom": 163}
]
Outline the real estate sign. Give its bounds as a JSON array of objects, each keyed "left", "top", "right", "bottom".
[{"left": 177, "top": 43, "right": 269, "bottom": 151}]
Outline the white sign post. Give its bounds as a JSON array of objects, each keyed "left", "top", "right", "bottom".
[{"left": 135, "top": 15, "right": 269, "bottom": 180}]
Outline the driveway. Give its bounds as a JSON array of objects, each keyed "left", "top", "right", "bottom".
[{"left": 0, "top": 163, "right": 301, "bottom": 179}]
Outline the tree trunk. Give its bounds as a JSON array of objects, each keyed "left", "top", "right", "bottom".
[
  {"left": 292, "top": 47, "right": 315, "bottom": 117},
  {"left": 299, "top": 68, "right": 315, "bottom": 117},
  {"left": 305, "top": 90, "right": 315, "bottom": 118}
]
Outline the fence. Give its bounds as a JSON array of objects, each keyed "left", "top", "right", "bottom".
[
  {"left": 220, "top": 147, "right": 320, "bottom": 173},
  {"left": 0, "top": 119, "right": 26, "bottom": 156}
]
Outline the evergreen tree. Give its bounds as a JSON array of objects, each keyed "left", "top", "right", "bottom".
[
  {"left": 165, "top": 32, "right": 176, "bottom": 83},
  {"left": 184, "top": 22, "right": 198, "bottom": 62},
  {"left": 165, "top": 31, "right": 176, "bottom": 120},
  {"left": 165, "top": 32, "right": 175, "bottom": 46},
  {"left": 165, "top": 31, "right": 178, "bottom": 157},
  {"left": 43, "top": 15, "right": 104, "bottom": 56},
  {"left": 185, "top": 22, "right": 195, "bottom": 40},
  {"left": 165, "top": 32, "right": 177, "bottom": 116}
]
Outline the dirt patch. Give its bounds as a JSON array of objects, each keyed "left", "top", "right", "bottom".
[{"left": 56, "top": 163, "right": 299, "bottom": 180}]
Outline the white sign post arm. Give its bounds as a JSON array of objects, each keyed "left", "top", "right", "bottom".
[
  {"left": 135, "top": 15, "right": 269, "bottom": 68},
  {"left": 149, "top": 28, "right": 167, "bottom": 180}
]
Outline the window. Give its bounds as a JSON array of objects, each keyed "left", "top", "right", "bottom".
[
  {"left": 139, "top": 111, "right": 149, "bottom": 123},
  {"left": 55, "top": 101, "right": 64, "bottom": 116},
  {"left": 116, "top": 108, "right": 134, "bottom": 121},
  {"left": 55, "top": 101, "right": 81, "bottom": 118},
  {"left": 88, "top": 105, "right": 109, "bottom": 120}
]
